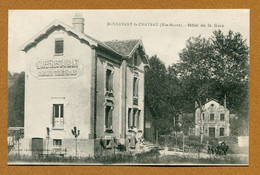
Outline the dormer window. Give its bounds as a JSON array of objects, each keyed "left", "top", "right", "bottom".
[
  {"left": 134, "top": 53, "right": 138, "bottom": 67},
  {"left": 55, "top": 39, "right": 64, "bottom": 54}
]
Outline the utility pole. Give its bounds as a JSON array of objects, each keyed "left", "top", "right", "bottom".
[{"left": 182, "top": 132, "right": 185, "bottom": 155}]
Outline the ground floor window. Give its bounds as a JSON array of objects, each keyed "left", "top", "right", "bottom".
[
  {"left": 128, "top": 108, "right": 141, "bottom": 129},
  {"left": 53, "top": 139, "right": 62, "bottom": 147},
  {"left": 209, "top": 127, "right": 215, "bottom": 137},
  {"left": 105, "top": 106, "right": 113, "bottom": 130},
  {"left": 53, "top": 104, "right": 64, "bottom": 128},
  {"left": 128, "top": 108, "right": 132, "bottom": 128},
  {"left": 220, "top": 128, "right": 225, "bottom": 136}
]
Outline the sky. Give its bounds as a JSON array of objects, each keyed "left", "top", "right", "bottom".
[{"left": 8, "top": 10, "right": 249, "bottom": 73}]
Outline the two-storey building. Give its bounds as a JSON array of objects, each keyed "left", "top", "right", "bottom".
[
  {"left": 20, "top": 14, "right": 149, "bottom": 156},
  {"left": 195, "top": 99, "right": 230, "bottom": 137}
]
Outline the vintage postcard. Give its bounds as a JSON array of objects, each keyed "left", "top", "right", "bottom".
[{"left": 8, "top": 9, "right": 249, "bottom": 165}]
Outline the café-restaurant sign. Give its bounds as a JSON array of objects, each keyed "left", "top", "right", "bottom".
[{"left": 31, "top": 59, "right": 84, "bottom": 78}]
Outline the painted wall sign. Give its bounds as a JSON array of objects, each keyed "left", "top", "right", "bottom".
[{"left": 30, "top": 59, "right": 84, "bottom": 78}]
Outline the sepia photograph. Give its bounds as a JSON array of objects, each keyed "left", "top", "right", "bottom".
[{"left": 8, "top": 9, "right": 249, "bottom": 165}]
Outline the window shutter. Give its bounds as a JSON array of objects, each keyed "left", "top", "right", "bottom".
[
  {"left": 133, "top": 109, "right": 137, "bottom": 127},
  {"left": 137, "top": 110, "right": 140, "bottom": 128},
  {"left": 128, "top": 108, "right": 131, "bottom": 128},
  {"left": 136, "top": 79, "right": 139, "bottom": 97},
  {"left": 52, "top": 105, "right": 55, "bottom": 127},
  {"left": 133, "top": 78, "right": 136, "bottom": 97},
  {"left": 109, "top": 72, "right": 113, "bottom": 91},
  {"left": 60, "top": 104, "right": 64, "bottom": 118},
  {"left": 105, "top": 107, "right": 109, "bottom": 128},
  {"left": 109, "top": 108, "right": 113, "bottom": 128}
]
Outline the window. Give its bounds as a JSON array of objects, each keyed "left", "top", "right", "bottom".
[
  {"left": 55, "top": 39, "right": 64, "bottom": 54},
  {"left": 210, "top": 113, "right": 214, "bottom": 121},
  {"left": 106, "top": 69, "right": 113, "bottom": 92},
  {"left": 220, "top": 128, "right": 224, "bottom": 136},
  {"left": 128, "top": 108, "right": 140, "bottom": 128},
  {"left": 105, "top": 106, "right": 113, "bottom": 129},
  {"left": 202, "top": 113, "right": 205, "bottom": 120},
  {"left": 128, "top": 108, "right": 132, "bottom": 128},
  {"left": 134, "top": 53, "right": 138, "bottom": 67},
  {"left": 53, "top": 104, "right": 64, "bottom": 128},
  {"left": 220, "top": 114, "right": 225, "bottom": 121},
  {"left": 133, "top": 109, "right": 140, "bottom": 128},
  {"left": 53, "top": 139, "right": 62, "bottom": 147},
  {"left": 133, "top": 77, "right": 139, "bottom": 97}
]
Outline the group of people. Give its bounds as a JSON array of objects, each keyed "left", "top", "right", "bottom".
[{"left": 206, "top": 140, "right": 229, "bottom": 155}]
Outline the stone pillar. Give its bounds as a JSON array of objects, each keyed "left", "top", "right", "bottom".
[{"left": 89, "top": 46, "right": 97, "bottom": 139}]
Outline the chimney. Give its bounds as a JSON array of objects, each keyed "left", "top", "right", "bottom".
[{"left": 73, "top": 13, "right": 84, "bottom": 33}]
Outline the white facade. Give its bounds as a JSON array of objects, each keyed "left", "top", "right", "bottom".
[{"left": 195, "top": 99, "right": 230, "bottom": 138}]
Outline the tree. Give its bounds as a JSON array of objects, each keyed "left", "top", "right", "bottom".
[
  {"left": 8, "top": 72, "right": 25, "bottom": 127},
  {"left": 175, "top": 30, "right": 249, "bottom": 137},
  {"left": 145, "top": 55, "right": 179, "bottom": 136},
  {"left": 71, "top": 126, "right": 80, "bottom": 156}
]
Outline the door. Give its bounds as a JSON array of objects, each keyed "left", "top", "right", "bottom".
[
  {"left": 32, "top": 138, "right": 43, "bottom": 156},
  {"left": 209, "top": 127, "right": 215, "bottom": 137}
]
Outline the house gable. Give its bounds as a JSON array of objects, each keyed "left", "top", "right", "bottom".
[{"left": 21, "top": 20, "right": 99, "bottom": 52}]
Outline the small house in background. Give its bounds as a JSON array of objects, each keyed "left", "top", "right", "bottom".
[{"left": 195, "top": 98, "right": 230, "bottom": 138}]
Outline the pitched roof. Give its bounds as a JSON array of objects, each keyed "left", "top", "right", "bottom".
[
  {"left": 20, "top": 20, "right": 99, "bottom": 52},
  {"left": 103, "top": 39, "right": 140, "bottom": 57},
  {"left": 20, "top": 20, "right": 149, "bottom": 65}
]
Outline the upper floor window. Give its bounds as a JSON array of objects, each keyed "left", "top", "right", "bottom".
[
  {"left": 210, "top": 113, "right": 214, "bottom": 121},
  {"left": 220, "top": 114, "right": 225, "bottom": 121},
  {"left": 106, "top": 69, "right": 113, "bottom": 92},
  {"left": 55, "top": 39, "right": 64, "bottom": 54},
  {"left": 53, "top": 104, "right": 64, "bottom": 128},
  {"left": 219, "top": 128, "right": 224, "bottom": 136},
  {"left": 202, "top": 113, "right": 205, "bottom": 120},
  {"left": 133, "top": 77, "right": 139, "bottom": 97}
]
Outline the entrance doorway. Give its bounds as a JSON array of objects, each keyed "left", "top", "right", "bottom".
[
  {"left": 209, "top": 127, "right": 215, "bottom": 137},
  {"left": 32, "top": 138, "right": 43, "bottom": 156}
]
